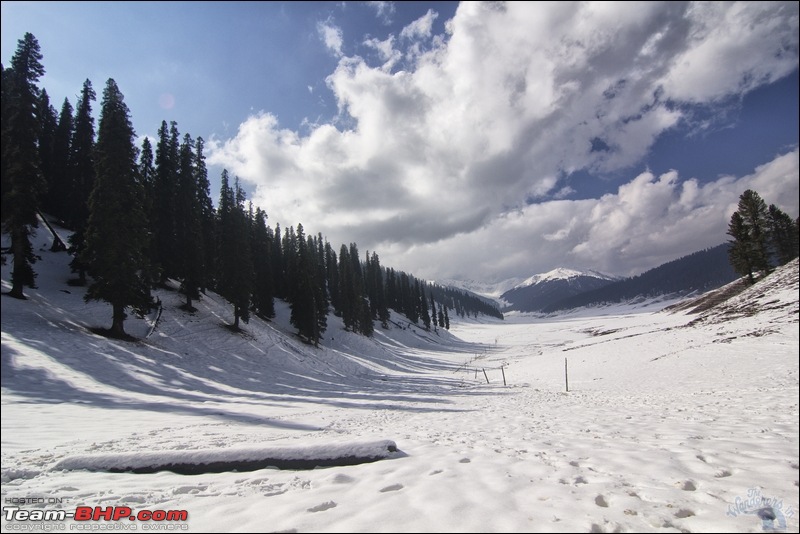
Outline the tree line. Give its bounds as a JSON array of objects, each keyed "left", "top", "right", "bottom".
[
  {"left": 1, "top": 32, "right": 502, "bottom": 342},
  {"left": 726, "top": 189, "right": 799, "bottom": 284}
]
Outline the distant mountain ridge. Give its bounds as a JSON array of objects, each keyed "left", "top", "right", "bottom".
[
  {"left": 543, "top": 243, "right": 738, "bottom": 313},
  {"left": 499, "top": 269, "right": 618, "bottom": 312},
  {"left": 442, "top": 243, "right": 739, "bottom": 315}
]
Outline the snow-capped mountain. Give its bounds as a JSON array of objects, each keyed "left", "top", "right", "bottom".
[
  {"left": 500, "top": 268, "right": 618, "bottom": 312},
  {"left": 512, "top": 267, "right": 616, "bottom": 289},
  {"left": 441, "top": 268, "right": 618, "bottom": 312}
]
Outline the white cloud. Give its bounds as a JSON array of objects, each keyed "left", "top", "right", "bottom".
[
  {"left": 317, "top": 20, "right": 344, "bottom": 57},
  {"left": 209, "top": 2, "right": 799, "bottom": 281},
  {"left": 400, "top": 9, "right": 438, "bottom": 40},
  {"left": 366, "top": 1, "right": 395, "bottom": 25},
  {"left": 399, "top": 150, "right": 799, "bottom": 281},
  {"left": 661, "top": 2, "right": 800, "bottom": 102},
  {"left": 363, "top": 35, "right": 401, "bottom": 71}
]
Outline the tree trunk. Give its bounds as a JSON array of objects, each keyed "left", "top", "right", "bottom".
[
  {"left": 9, "top": 229, "right": 27, "bottom": 299},
  {"left": 233, "top": 306, "right": 240, "bottom": 330},
  {"left": 111, "top": 303, "right": 127, "bottom": 338}
]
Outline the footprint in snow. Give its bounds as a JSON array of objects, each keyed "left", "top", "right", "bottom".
[
  {"left": 379, "top": 483, "right": 403, "bottom": 493},
  {"left": 595, "top": 495, "right": 609, "bottom": 508},
  {"left": 307, "top": 501, "right": 337, "bottom": 513},
  {"left": 681, "top": 480, "right": 697, "bottom": 491},
  {"left": 459, "top": 458, "right": 471, "bottom": 463}
]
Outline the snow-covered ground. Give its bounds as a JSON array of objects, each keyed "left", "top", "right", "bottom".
[{"left": 2, "top": 226, "right": 798, "bottom": 533}]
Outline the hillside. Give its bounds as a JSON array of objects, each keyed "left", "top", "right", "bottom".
[
  {"left": 2, "top": 228, "right": 798, "bottom": 533},
  {"left": 544, "top": 243, "right": 738, "bottom": 312}
]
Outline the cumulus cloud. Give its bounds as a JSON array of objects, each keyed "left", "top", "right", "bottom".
[
  {"left": 403, "top": 149, "right": 799, "bottom": 281},
  {"left": 208, "top": 2, "right": 799, "bottom": 281}
]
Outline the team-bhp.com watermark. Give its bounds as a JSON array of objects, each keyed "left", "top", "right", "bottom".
[{"left": 3, "top": 499, "right": 189, "bottom": 531}]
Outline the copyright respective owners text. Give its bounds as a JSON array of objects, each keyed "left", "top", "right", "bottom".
[{"left": 2, "top": 497, "right": 190, "bottom": 532}]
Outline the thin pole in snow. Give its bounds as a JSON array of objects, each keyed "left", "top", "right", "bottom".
[
  {"left": 482, "top": 368, "right": 489, "bottom": 384},
  {"left": 565, "top": 357, "right": 569, "bottom": 392},
  {"left": 501, "top": 365, "right": 507, "bottom": 386}
]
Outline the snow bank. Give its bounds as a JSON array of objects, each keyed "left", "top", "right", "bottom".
[{"left": 53, "top": 440, "right": 400, "bottom": 474}]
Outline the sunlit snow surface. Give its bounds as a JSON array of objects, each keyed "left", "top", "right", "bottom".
[{"left": 2, "top": 225, "right": 798, "bottom": 533}]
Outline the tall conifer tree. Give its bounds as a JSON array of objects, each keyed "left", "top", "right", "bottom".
[
  {"left": 194, "top": 137, "right": 216, "bottom": 292},
  {"left": 48, "top": 98, "right": 73, "bottom": 223},
  {"left": 175, "top": 133, "right": 203, "bottom": 309},
  {"left": 36, "top": 89, "right": 57, "bottom": 216},
  {"left": 251, "top": 207, "right": 275, "bottom": 318},
  {"left": 152, "top": 120, "right": 180, "bottom": 283},
  {"left": 81, "top": 79, "right": 152, "bottom": 337},
  {"left": 727, "top": 190, "right": 772, "bottom": 283},
  {"left": 67, "top": 79, "right": 97, "bottom": 284},
  {"left": 767, "top": 204, "right": 799, "bottom": 266},
  {"left": 216, "top": 172, "right": 253, "bottom": 329},
  {"left": 2, "top": 33, "right": 46, "bottom": 298}
]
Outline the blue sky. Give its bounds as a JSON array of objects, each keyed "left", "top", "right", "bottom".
[{"left": 3, "top": 1, "right": 798, "bottom": 282}]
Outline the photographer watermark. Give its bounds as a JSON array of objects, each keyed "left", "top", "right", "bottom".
[
  {"left": 727, "top": 487, "right": 795, "bottom": 532},
  {"left": 2, "top": 496, "right": 189, "bottom": 531}
]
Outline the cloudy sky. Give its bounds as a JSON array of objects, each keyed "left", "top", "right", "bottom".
[{"left": 3, "top": 1, "right": 798, "bottom": 283}]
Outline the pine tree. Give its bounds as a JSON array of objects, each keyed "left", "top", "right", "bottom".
[
  {"left": 727, "top": 212, "right": 756, "bottom": 283},
  {"left": 271, "top": 222, "right": 285, "bottom": 299},
  {"left": 338, "top": 244, "right": 355, "bottom": 330},
  {"left": 443, "top": 305, "right": 450, "bottom": 330},
  {"left": 408, "top": 279, "right": 421, "bottom": 324},
  {"left": 152, "top": 120, "right": 180, "bottom": 283},
  {"left": 767, "top": 204, "right": 799, "bottom": 266},
  {"left": 372, "top": 251, "right": 390, "bottom": 328},
  {"left": 2, "top": 33, "right": 47, "bottom": 299},
  {"left": 67, "top": 79, "right": 97, "bottom": 284},
  {"left": 1, "top": 63, "right": 9, "bottom": 205},
  {"left": 137, "top": 137, "right": 155, "bottom": 218},
  {"left": 350, "top": 243, "right": 373, "bottom": 336},
  {"left": 136, "top": 137, "right": 159, "bottom": 286},
  {"left": 314, "top": 234, "right": 329, "bottom": 339},
  {"left": 415, "top": 282, "right": 436, "bottom": 330},
  {"left": 47, "top": 98, "right": 73, "bottom": 224},
  {"left": 81, "top": 79, "right": 152, "bottom": 338},
  {"left": 727, "top": 190, "right": 772, "bottom": 283},
  {"left": 36, "top": 89, "right": 57, "bottom": 218},
  {"left": 251, "top": 207, "right": 275, "bottom": 318},
  {"left": 290, "top": 224, "right": 320, "bottom": 344},
  {"left": 216, "top": 172, "right": 253, "bottom": 329},
  {"left": 325, "top": 240, "right": 340, "bottom": 313},
  {"left": 194, "top": 137, "right": 215, "bottom": 293},
  {"left": 175, "top": 133, "right": 203, "bottom": 309}
]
